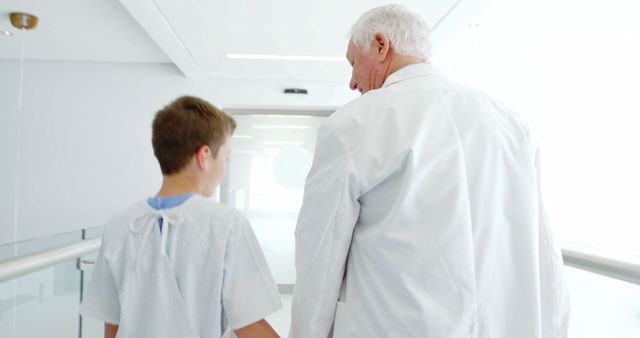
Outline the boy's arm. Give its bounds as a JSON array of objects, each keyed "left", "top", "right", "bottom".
[
  {"left": 234, "top": 319, "right": 280, "bottom": 338},
  {"left": 104, "top": 323, "right": 118, "bottom": 338},
  {"left": 80, "top": 241, "right": 122, "bottom": 335},
  {"left": 222, "top": 214, "right": 282, "bottom": 335}
]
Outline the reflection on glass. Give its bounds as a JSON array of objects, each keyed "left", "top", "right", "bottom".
[
  {"left": 227, "top": 114, "right": 327, "bottom": 284},
  {"left": 0, "top": 230, "right": 89, "bottom": 338},
  {"left": 565, "top": 266, "right": 640, "bottom": 337}
]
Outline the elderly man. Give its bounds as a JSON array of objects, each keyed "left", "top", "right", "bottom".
[{"left": 290, "top": 4, "right": 570, "bottom": 338}]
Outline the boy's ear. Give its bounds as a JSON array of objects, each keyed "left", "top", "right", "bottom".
[{"left": 195, "top": 145, "right": 211, "bottom": 170}]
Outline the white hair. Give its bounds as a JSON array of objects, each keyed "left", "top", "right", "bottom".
[{"left": 349, "top": 4, "right": 431, "bottom": 57}]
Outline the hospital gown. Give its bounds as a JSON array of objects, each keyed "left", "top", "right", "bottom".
[{"left": 80, "top": 195, "right": 281, "bottom": 338}]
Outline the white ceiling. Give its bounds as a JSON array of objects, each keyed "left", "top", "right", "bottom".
[
  {"left": 0, "top": 0, "right": 467, "bottom": 80},
  {"left": 0, "top": 0, "right": 170, "bottom": 63}
]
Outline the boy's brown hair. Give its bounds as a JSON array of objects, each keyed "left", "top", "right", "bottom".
[{"left": 152, "top": 96, "right": 236, "bottom": 175}]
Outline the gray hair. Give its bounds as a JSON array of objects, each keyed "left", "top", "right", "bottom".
[{"left": 349, "top": 4, "right": 431, "bottom": 57}]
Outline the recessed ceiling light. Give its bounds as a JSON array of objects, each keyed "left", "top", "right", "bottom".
[
  {"left": 1, "top": 30, "right": 13, "bottom": 37},
  {"left": 262, "top": 141, "right": 304, "bottom": 146},
  {"left": 227, "top": 53, "right": 345, "bottom": 62},
  {"left": 253, "top": 125, "right": 310, "bottom": 130}
]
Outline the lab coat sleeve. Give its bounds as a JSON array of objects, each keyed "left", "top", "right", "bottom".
[
  {"left": 79, "top": 242, "right": 121, "bottom": 325},
  {"left": 534, "top": 144, "right": 571, "bottom": 337},
  {"left": 222, "top": 214, "right": 282, "bottom": 330},
  {"left": 290, "top": 124, "right": 361, "bottom": 338}
]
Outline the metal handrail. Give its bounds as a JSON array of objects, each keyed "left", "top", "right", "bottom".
[
  {"left": 561, "top": 242, "right": 640, "bottom": 285},
  {"left": 1, "top": 237, "right": 639, "bottom": 286},
  {"left": 0, "top": 238, "right": 101, "bottom": 283}
]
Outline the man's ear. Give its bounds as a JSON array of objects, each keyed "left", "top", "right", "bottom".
[
  {"left": 195, "top": 145, "right": 210, "bottom": 170},
  {"left": 373, "top": 32, "right": 391, "bottom": 61}
]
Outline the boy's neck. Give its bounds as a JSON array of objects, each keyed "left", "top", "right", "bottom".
[{"left": 156, "top": 174, "right": 200, "bottom": 197}]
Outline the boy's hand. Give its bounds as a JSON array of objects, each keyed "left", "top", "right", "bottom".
[
  {"left": 105, "top": 323, "right": 118, "bottom": 338},
  {"left": 234, "top": 319, "right": 280, "bottom": 338}
]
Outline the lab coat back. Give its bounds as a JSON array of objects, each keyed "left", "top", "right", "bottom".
[{"left": 291, "top": 63, "right": 570, "bottom": 338}]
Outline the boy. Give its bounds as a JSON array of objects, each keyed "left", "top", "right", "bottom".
[{"left": 80, "top": 96, "right": 282, "bottom": 338}]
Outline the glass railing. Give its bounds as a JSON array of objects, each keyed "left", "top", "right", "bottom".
[
  {"left": 1, "top": 226, "right": 640, "bottom": 338},
  {"left": 77, "top": 227, "right": 104, "bottom": 338},
  {"left": 0, "top": 227, "right": 103, "bottom": 338},
  {"left": 566, "top": 266, "right": 640, "bottom": 337}
]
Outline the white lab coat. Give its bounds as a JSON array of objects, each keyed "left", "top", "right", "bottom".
[
  {"left": 80, "top": 196, "right": 281, "bottom": 338},
  {"left": 290, "top": 63, "right": 570, "bottom": 338}
]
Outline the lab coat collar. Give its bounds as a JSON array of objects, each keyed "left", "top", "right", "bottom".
[{"left": 381, "top": 62, "right": 435, "bottom": 88}]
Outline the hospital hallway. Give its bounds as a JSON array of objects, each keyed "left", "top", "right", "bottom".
[{"left": 2, "top": 0, "right": 640, "bottom": 336}]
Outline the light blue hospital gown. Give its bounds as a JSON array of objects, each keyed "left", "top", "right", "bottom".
[{"left": 79, "top": 194, "right": 281, "bottom": 338}]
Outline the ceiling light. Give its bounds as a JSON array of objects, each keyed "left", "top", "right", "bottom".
[
  {"left": 10, "top": 12, "right": 38, "bottom": 30},
  {"left": 1, "top": 30, "right": 13, "bottom": 37},
  {"left": 253, "top": 125, "right": 310, "bottom": 130},
  {"left": 262, "top": 141, "right": 304, "bottom": 146},
  {"left": 261, "top": 115, "right": 312, "bottom": 119},
  {"left": 227, "top": 53, "right": 345, "bottom": 62}
]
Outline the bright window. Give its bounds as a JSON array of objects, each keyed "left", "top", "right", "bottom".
[
  {"left": 225, "top": 113, "right": 327, "bottom": 284},
  {"left": 433, "top": 0, "right": 640, "bottom": 256}
]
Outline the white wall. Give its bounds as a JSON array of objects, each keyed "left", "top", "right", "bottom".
[
  {"left": 0, "top": 60, "right": 357, "bottom": 245},
  {"left": 1, "top": 62, "right": 20, "bottom": 245}
]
